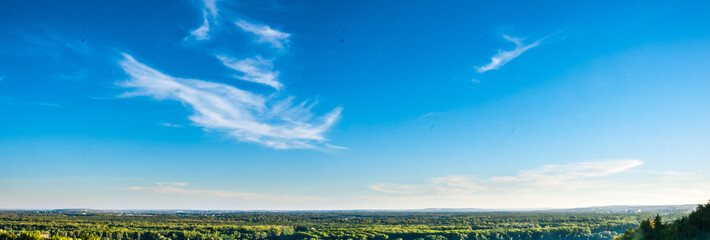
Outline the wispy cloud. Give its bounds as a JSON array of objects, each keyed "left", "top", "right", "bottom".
[
  {"left": 488, "top": 159, "right": 643, "bottom": 187},
  {"left": 156, "top": 182, "right": 187, "bottom": 187},
  {"left": 118, "top": 53, "right": 341, "bottom": 149},
  {"left": 124, "top": 182, "right": 328, "bottom": 202},
  {"left": 370, "top": 176, "right": 484, "bottom": 196},
  {"left": 371, "top": 160, "right": 643, "bottom": 196},
  {"left": 366, "top": 159, "right": 709, "bottom": 208},
  {"left": 235, "top": 20, "right": 290, "bottom": 49},
  {"left": 188, "top": 0, "right": 218, "bottom": 40},
  {"left": 429, "top": 176, "right": 487, "bottom": 194},
  {"left": 159, "top": 123, "right": 183, "bottom": 128},
  {"left": 216, "top": 55, "right": 283, "bottom": 90},
  {"left": 476, "top": 34, "right": 544, "bottom": 73},
  {"left": 370, "top": 183, "right": 420, "bottom": 194}
]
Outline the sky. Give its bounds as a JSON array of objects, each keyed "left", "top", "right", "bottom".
[{"left": 1, "top": 0, "right": 710, "bottom": 210}]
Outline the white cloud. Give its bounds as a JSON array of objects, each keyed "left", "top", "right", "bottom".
[
  {"left": 188, "top": 0, "right": 218, "bottom": 40},
  {"left": 156, "top": 182, "right": 187, "bottom": 187},
  {"left": 118, "top": 53, "right": 342, "bottom": 149},
  {"left": 366, "top": 159, "right": 710, "bottom": 208},
  {"left": 370, "top": 176, "right": 484, "bottom": 195},
  {"left": 369, "top": 183, "right": 420, "bottom": 194},
  {"left": 489, "top": 159, "right": 643, "bottom": 186},
  {"left": 189, "top": 12, "right": 211, "bottom": 40},
  {"left": 235, "top": 20, "right": 290, "bottom": 49},
  {"left": 476, "top": 34, "right": 544, "bottom": 73},
  {"left": 429, "top": 176, "right": 487, "bottom": 194},
  {"left": 159, "top": 122, "right": 183, "bottom": 128},
  {"left": 124, "top": 183, "right": 327, "bottom": 202},
  {"left": 203, "top": 0, "right": 218, "bottom": 21},
  {"left": 216, "top": 55, "right": 283, "bottom": 90},
  {"left": 372, "top": 160, "right": 643, "bottom": 195}
]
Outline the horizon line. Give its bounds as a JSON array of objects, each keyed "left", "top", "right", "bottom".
[{"left": 0, "top": 202, "right": 702, "bottom": 212}]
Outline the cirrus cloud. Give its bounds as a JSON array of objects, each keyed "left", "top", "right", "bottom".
[
  {"left": 216, "top": 55, "right": 283, "bottom": 90},
  {"left": 188, "top": 0, "right": 219, "bottom": 40},
  {"left": 476, "top": 34, "right": 545, "bottom": 73},
  {"left": 371, "top": 160, "right": 644, "bottom": 196},
  {"left": 118, "top": 53, "right": 342, "bottom": 149},
  {"left": 235, "top": 20, "right": 290, "bottom": 49}
]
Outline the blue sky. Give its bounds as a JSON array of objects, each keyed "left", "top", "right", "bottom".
[{"left": 1, "top": 0, "right": 710, "bottom": 210}]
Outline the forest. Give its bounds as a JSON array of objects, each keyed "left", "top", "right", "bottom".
[
  {"left": 615, "top": 202, "right": 710, "bottom": 240},
  {"left": 0, "top": 206, "right": 701, "bottom": 240}
]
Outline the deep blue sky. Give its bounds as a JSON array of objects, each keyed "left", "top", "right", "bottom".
[{"left": 1, "top": 0, "right": 710, "bottom": 209}]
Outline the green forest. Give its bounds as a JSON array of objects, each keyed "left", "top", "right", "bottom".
[
  {"left": 0, "top": 204, "right": 706, "bottom": 240},
  {"left": 615, "top": 202, "right": 710, "bottom": 240}
]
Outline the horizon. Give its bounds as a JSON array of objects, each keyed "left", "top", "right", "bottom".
[
  {"left": 2, "top": 0, "right": 710, "bottom": 210},
  {"left": 0, "top": 202, "right": 703, "bottom": 212}
]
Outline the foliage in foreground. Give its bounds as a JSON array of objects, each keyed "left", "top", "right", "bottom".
[{"left": 615, "top": 202, "right": 710, "bottom": 240}]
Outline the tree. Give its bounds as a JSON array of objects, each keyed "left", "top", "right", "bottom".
[
  {"left": 18, "top": 231, "right": 43, "bottom": 240},
  {"left": 652, "top": 215, "right": 664, "bottom": 232}
]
